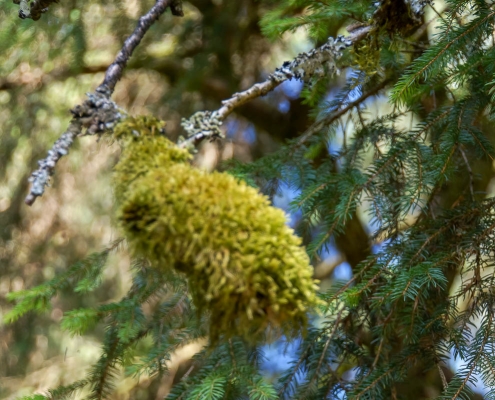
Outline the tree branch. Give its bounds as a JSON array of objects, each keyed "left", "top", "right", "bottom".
[
  {"left": 178, "top": 26, "right": 371, "bottom": 149},
  {"left": 25, "top": 0, "right": 179, "bottom": 206}
]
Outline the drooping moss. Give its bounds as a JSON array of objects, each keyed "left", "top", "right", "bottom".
[{"left": 113, "top": 116, "right": 321, "bottom": 342}]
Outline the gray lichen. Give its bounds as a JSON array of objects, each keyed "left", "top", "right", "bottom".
[
  {"left": 180, "top": 35, "right": 352, "bottom": 142},
  {"left": 71, "top": 86, "right": 126, "bottom": 135},
  {"left": 180, "top": 110, "right": 224, "bottom": 141},
  {"left": 271, "top": 36, "right": 352, "bottom": 83}
]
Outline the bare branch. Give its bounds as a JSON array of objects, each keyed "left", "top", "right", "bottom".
[{"left": 25, "top": 0, "right": 179, "bottom": 205}]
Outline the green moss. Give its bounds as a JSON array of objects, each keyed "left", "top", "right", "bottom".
[
  {"left": 113, "top": 116, "right": 191, "bottom": 200},
  {"left": 113, "top": 116, "right": 321, "bottom": 342},
  {"left": 350, "top": 35, "right": 380, "bottom": 77}
]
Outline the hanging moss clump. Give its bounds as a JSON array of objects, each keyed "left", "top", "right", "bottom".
[{"left": 113, "top": 116, "right": 321, "bottom": 342}]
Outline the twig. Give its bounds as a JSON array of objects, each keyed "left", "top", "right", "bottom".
[
  {"left": 179, "top": 26, "right": 372, "bottom": 149},
  {"left": 25, "top": 0, "right": 180, "bottom": 206},
  {"left": 98, "top": 0, "right": 179, "bottom": 93},
  {"left": 296, "top": 78, "right": 391, "bottom": 146},
  {"left": 25, "top": 121, "right": 81, "bottom": 206},
  {"left": 458, "top": 145, "right": 474, "bottom": 200}
]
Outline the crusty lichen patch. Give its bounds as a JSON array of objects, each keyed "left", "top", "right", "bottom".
[{"left": 113, "top": 116, "right": 321, "bottom": 342}]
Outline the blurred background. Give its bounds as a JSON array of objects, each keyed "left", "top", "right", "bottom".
[{"left": 1, "top": 0, "right": 493, "bottom": 398}]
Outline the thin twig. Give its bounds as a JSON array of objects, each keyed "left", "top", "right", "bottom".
[
  {"left": 297, "top": 78, "right": 391, "bottom": 146},
  {"left": 98, "top": 0, "right": 177, "bottom": 93},
  {"left": 458, "top": 145, "right": 474, "bottom": 200},
  {"left": 436, "top": 359, "right": 448, "bottom": 390}
]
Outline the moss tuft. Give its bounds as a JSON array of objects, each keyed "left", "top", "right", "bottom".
[{"left": 114, "top": 116, "right": 321, "bottom": 342}]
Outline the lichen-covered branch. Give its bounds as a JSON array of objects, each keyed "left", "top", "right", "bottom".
[
  {"left": 179, "top": 0, "right": 433, "bottom": 148},
  {"left": 25, "top": 0, "right": 179, "bottom": 205},
  {"left": 24, "top": 122, "right": 80, "bottom": 206},
  {"left": 179, "top": 27, "right": 371, "bottom": 149},
  {"left": 25, "top": 88, "right": 124, "bottom": 205}
]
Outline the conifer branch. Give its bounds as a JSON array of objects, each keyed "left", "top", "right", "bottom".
[
  {"left": 354, "top": 367, "right": 394, "bottom": 400},
  {"left": 392, "top": 10, "right": 495, "bottom": 104},
  {"left": 12, "top": 0, "right": 495, "bottom": 397},
  {"left": 450, "top": 314, "right": 492, "bottom": 399},
  {"left": 90, "top": 327, "right": 120, "bottom": 400},
  {"left": 325, "top": 256, "right": 379, "bottom": 304},
  {"left": 306, "top": 309, "right": 344, "bottom": 391},
  {"left": 24, "top": 0, "right": 180, "bottom": 206}
]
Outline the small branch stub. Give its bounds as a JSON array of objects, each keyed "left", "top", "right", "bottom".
[
  {"left": 372, "top": 0, "right": 432, "bottom": 34},
  {"left": 170, "top": 0, "right": 184, "bottom": 16}
]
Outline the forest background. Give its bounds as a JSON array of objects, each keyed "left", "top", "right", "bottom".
[{"left": 2, "top": 0, "right": 495, "bottom": 399}]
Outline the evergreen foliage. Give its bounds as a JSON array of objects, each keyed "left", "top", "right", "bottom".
[{"left": 4, "top": 0, "right": 495, "bottom": 399}]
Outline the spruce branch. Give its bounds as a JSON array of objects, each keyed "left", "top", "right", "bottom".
[
  {"left": 24, "top": 0, "right": 180, "bottom": 206},
  {"left": 353, "top": 367, "right": 394, "bottom": 400},
  {"left": 391, "top": 9, "right": 495, "bottom": 105},
  {"left": 449, "top": 312, "right": 492, "bottom": 399},
  {"left": 305, "top": 309, "right": 344, "bottom": 392}
]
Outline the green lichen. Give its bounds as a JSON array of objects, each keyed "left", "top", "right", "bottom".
[
  {"left": 113, "top": 116, "right": 321, "bottom": 342},
  {"left": 350, "top": 35, "right": 380, "bottom": 77}
]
